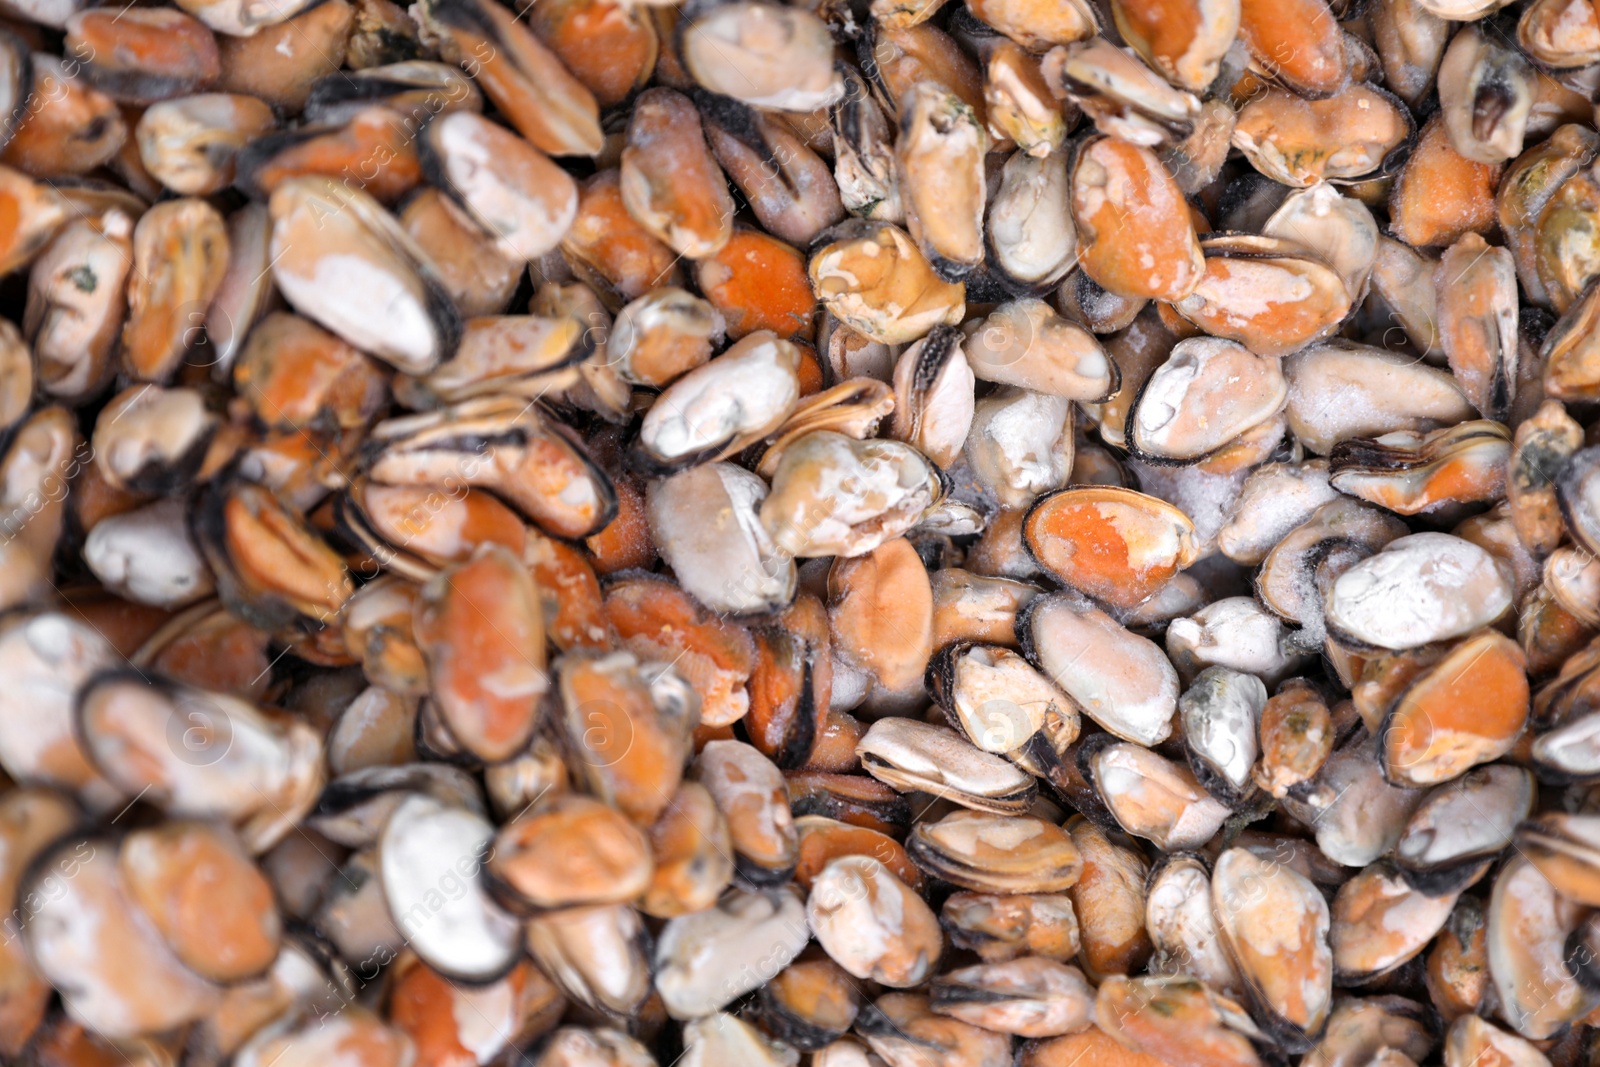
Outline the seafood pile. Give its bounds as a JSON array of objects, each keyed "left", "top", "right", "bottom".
[{"left": 3, "top": 0, "right": 1600, "bottom": 1062}]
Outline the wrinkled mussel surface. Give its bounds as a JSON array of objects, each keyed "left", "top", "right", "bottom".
[{"left": 4, "top": 0, "right": 1600, "bottom": 1065}]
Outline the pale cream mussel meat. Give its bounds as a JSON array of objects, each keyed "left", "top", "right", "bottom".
[
  {"left": 692, "top": 739, "right": 797, "bottom": 887},
  {"left": 605, "top": 287, "right": 724, "bottom": 388},
  {"left": 1216, "top": 460, "right": 1339, "bottom": 567},
  {"left": 1538, "top": 277, "right": 1600, "bottom": 401},
  {"left": 135, "top": 93, "right": 276, "bottom": 197},
  {"left": 1177, "top": 666, "right": 1267, "bottom": 808},
  {"left": 75, "top": 671, "right": 323, "bottom": 852},
  {"left": 1328, "top": 421, "right": 1511, "bottom": 517},
  {"left": 526, "top": 905, "right": 651, "bottom": 1019},
  {"left": 646, "top": 461, "right": 795, "bottom": 616},
  {"left": 25, "top": 209, "right": 133, "bottom": 404},
  {"left": 854, "top": 992, "right": 1011, "bottom": 1067},
  {"left": 1042, "top": 38, "right": 1200, "bottom": 148},
  {"left": 928, "top": 957, "right": 1094, "bottom": 1038},
  {"left": 1020, "top": 591, "right": 1179, "bottom": 746},
  {"left": 941, "top": 891, "right": 1081, "bottom": 965},
  {"left": 1166, "top": 596, "right": 1305, "bottom": 685},
  {"left": 377, "top": 792, "right": 520, "bottom": 984},
  {"left": 1059, "top": 268, "right": 1146, "bottom": 336},
  {"left": 1443, "top": 1015, "right": 1550, "bottom": 1067},
  {"left": 962, "top": 298, "right": 1115, "bottom": 400},
  {"left": 1369, "top": 236, "right": 1445, "bottom": 357},
  {"left": 1231, "top": 82, "right": 1414, "bottom": 188},
  {"left": 964, "top": 387, "right": 1075, "bottom": 510},
  {"left": 656, "top": 888, "right": 810, "bottom": 1018},
  {"left": 90, "top": 383, "right": 218, "bottom": 495},
  {"left": 808, "top": 855, "right": 943, "bottom": 988},
  {"left": 896, "top": 83, "right": 987, "bottom": 282},
  {"left": 633, "top": 330, "right": 801, "bottom": 472},
  {"left": 535, "top": 1028, "right": 657, "bottom": 1067},
  {"left": 0, "top": 613, "right": 123, "bottom": 811},
  {"left": 1144, "top": 852, "right": 1243, "bottom": 995},
  {"left": 857, "top": 717, "right": 1036, "bottom": 814},
  {"left": 1395, "top": 764, "right": 1534, "bottom": 895},
  {"left": 809, "top": 219, "right": 965, "bottom": 345},
  {"left": 404, "top": 314, "right": 592, "bottom": 407},
  {"left": 1528, "top": 708, "right": 1600, "bottom": 782},
  {"left": 1330, "top": 861, "right": 1459, "bottom": 984},
  {"left": 1541, "top": 545, "right": 1600, "bottom": 628},
  {"left": 1499, "top": 125, "right": 1600, "bottom": 310},
  {"left": 1323, "top": 533, "right": 1515, "bottom": 653},
  {"left": 887, "top": 325, "right": 975, "bottom": 469},
  {"left": 1517, "top": 813, "right": 1600, "bottom": 907},
  {"left": 205, "top": 203, "right": 275, "bottom": 381},
  {"left": 908, "top": 808, "right": 1083, "bottom": 894},
  {"left": 82, "top": 497, "right": 215, "bottom": 610},
  {"left": 364, "top": 399, "right": 616, "bottom": 540},
  {"left": 268, "top": 177, "right": 461, "bottom": 376},
  {"left": 1210, "top": 846, "right": 1333, "bottom": 1052},
  {"left": 1488, "top": 854, "right": 1598, "bottom": 1039},
  {"left": 1282, "top": 731, "right": 1426, "bottom": 868},
  {"left": 926, "top": 641, "right": 1077, "bottom": 756},
  {"left": 682, "top": 1012, "right": 800, "bottom": 1067},
  {"left": 1171, "top": 234, "right": 1354, "bottom": 361},
  {"left": 1261, "top": 182, "right": 1380, "bottom": 306},
  {"left": 1078, "top": 735, "right": 1230, "bottom": 850},
  {"left": 1436, "top": 233, "right": 1520, "bottom": 421},
  {"left": 418, "top": 110, "right": 578, "bottom": 262},
  {"left": 1126, "top": 337, "right": 1286, "bottom": 466},
  {"left": 1437, "top": 21, "right": 1537, "bottom": 166},
  {"left": 760, "top": 430, "right": 943, "bottom": 558},
  {"left": 757, "top": 377, "right": 898, "bottom": 479},
  {"left": 680, "top": 1, "right": 841, "bottom": 112},
  {"left": 1284, "top": 341, "right": 1476, "bottom": 455}
]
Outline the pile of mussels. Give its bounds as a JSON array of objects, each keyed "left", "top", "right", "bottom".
[{"left": 5, "top": 0, "right": 1600, "bottom": 1062}]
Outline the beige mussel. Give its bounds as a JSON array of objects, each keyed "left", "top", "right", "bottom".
[
  {"left": 75, "top": 672, "right": 322, "bottom": 851},
  {"left": 909, "top": 809, "right": 1083, "bottom": 894},
  {"left": 962, "top": 299, "right": 1114, "bottom": 400},
  {"left": 1172, "top": 235, "right": 1352, "bottom": 359},
  {"left": 856, "top": 993, "right": 1012, "bottom": 1067},
  {"left": 82, "top": 498, "right": 215, "bottom": 610},
  {"left": 1045, "top": 39, "right": 1200, "bottom": 148},
  {"left": 858, "top": 718, "right": 1037, "bottom": 814},
  {"left": 681, "top": 1, "right": 840, "bottom": 111},
  {"left": 1328, "top": 421, "right": 1511, "bottom": 516},
  {"left": 1069, "top": 134, "right": 1204, "bottom": 302},
  {"left": 634, "top": 331, "right": 799, "bottom": 469},
  {"left": 656, "top": 888, "right": 810, "bottom": 1018},
  {"left": 136, "top": 93, "right": 276, "bottom": 196},
  {"left": 928, "top": 642, "right": 1075, "bottom": 756},
  {"left": 1232, "top": 84, "right": 1412, "bottom": 187},
  {"left": 1499, "top": 125, "right": 1599, "bottom": 308},
  {"left": 1283, "top": 732, "right": 1426, "bottom": 867},
  {"left": 1144, "top": 853, "right": 1241, "bottom": 994},
  {"left": 1217, "top": 461, "right": 1338, "bottom": 566},
  {"left": 1488, "top": 855, "right": 1598, "bottom": 1039},
  {"left": 1438, "top": 23, "right": 1536, "bottom": 165},
  {"left": 1444, "top": 1015, "right": 1548, "bottom": 1067},
  {"left": 809, "top": 855, "right": 942, "bottom": 988},
  {"left": 1534, "top": 159, "right": 1600, "bottom": 315},
  {"left": 1022, "top": 591, "right": 1179, "bottom": 746},
  {"left": 1436, "top": 234, "right": 1519, "bottom": 420},
  {"left": 1540, "top": 278, "right": 1600, "bottom": 401},
  {"left": 1167, "top": 596, "right": 1303, "bottom": 685},
  {"left": 1395, "top": 764, "right": 1533, "bottom": 894},
  {"left": 694, "top": 739, "right": 797, "bottom": 887},
  {"left": 829, "top": 68, "right": 902, "bottom": 223},
  {"left": 761, "top": 431, "right": 942, "bottom": 558},
  {"left": 986, "top": 43, "right": 1069, "bottom": 159},
  {"left": 1211, "top": 846, "right": 1333, "bottom": 1050},
  {"left": 896, "top": 83, "right": 986, "bottom": 281},
  {"left": 1330, "top": 862, "right": 1458, "bottom": 983},
  {"left": 607, "top": 287, "right": 724, "bottom": 388},
  {"left": 886, "top": 326, "right": 975, "bottom": 468},
  {"left": 1262, "top": 182, "right": 1380, "bottom": 305},
  {"left": 1177, "top": 667, "right": 1267, "bottom": 805},
  {"left": 964, "top": 388, "right": 1074, "bottom": 509},
  {"left": 1083, "top": 739, "right": 1230, "bottom": 849},
  {"left": 700, "top": 95, "right": 844, "bottom": 249},
  {"left": 1283, "top": 341, "right": 1476, "bottom": 454},
  {"left": 809, "top": 220, "right": 966, "bottom": 345},
  {"left": 930, "top": 957, "right": 1093, "bottom": 1038},
  {"left": 986, "top": 149, "right": 1079, "bottom": 292},
  {"left": 942, "top": 892, "right": 1081, "bottom": 964},
  {"left": 647, "top": 462, "right": 795, "bottom": 615},
  {"left": 268, "top": 177, "right": 459, "bottom": 375},
  {"left": 419, "top": 110, "right": 578, "bottom": 261},
  {"left": 1128, "top": 338, "right": 1286, "bottom": 464},
  {"left": 1022, "top": 487, "right": 1198, "bottom": 610},
  {"left": 1325, "top": 533, "right": 1514, "bottom": 651}
]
